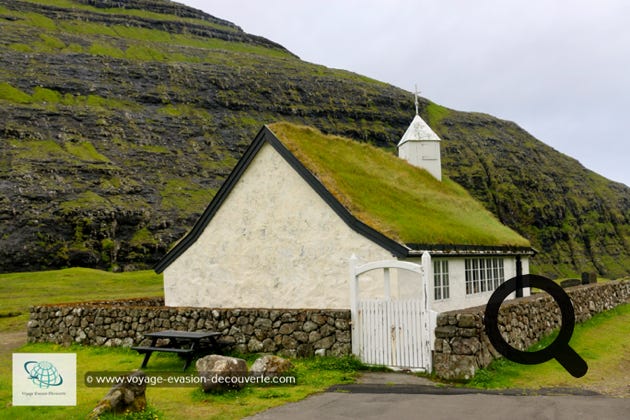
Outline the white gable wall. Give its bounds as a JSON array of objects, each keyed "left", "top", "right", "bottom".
[{"left": 164, "top": 142, "right": 393, "bottom": 309}]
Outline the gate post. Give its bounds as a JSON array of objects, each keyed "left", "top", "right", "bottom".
[
  {"left": 349, "top": 254, "right": 360, "bottom": 356},
  {"left": 421, "top": 251, "right": 433, "bottom": 372}
]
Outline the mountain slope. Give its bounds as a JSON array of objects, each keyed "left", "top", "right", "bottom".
[{"left": 0, "top": 0, "right": 628, "bottom": 277}]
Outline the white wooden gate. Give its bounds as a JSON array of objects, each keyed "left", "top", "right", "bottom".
[{"left": 349, "top": 253, "right": 434, "bottom": 372}]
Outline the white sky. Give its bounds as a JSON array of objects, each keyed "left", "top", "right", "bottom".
[{"left": 180, "top": 0, "right": 630, "bottom": 186}]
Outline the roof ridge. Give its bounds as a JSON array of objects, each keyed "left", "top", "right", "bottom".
[{"left": 398, "top": 114, "right": 441, "bottom": 147}]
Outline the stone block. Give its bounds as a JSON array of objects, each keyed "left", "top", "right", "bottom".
[
  {"left": 311, "top": 314, "right": 327, "bottom": 325},
  {"left": 314, "top": 335, "right": 335, "bottom": 350},
  {"left": 292, "top": 331, "right": 309, "bottom": 343},
  {"left": 308, "top": 331, "right": 322, "bottom": 343},
  {"left": 433, "top": 353, "right": 477, "bottom": 381},
  {"left": 450, "top": 337, "right": 480, "bottom": 355},
  {"left": 335, "top": 330, "right": 350, "bottom": 343},
  {"left": 334, "top": 318, "right": 350, "bottom": 330},
  {"left": 88, "top": 371, "right": 147, "bottom": 419},
  {"left": 247, "top": 338, "right": 264, "bottom": 352},
  {"left": 254, "top": 318, "right": 273, "bottom": 329},
  {"left": 434, "top": 325, "right": 457, "bottom": 338},
  {"left": 302, "top": 321, "right": 319, "bottom": 333},
  {"left": 330, "top": 342, "right": 351, "bottom": 357},
  {"left": 560, "top": 279, "right": 581, "bottom": 288},
  {"left": 196, "top": 355, "right": 248, "bottom": 392},
  {"left": 250, "top": 355, "right": 293, "bottom": 377},
  {"left": 281, "top": 335, "right": 298, "bottom": 350},
  {"left": 278, "top": 322, "right": 298, "bottom": 335},
  {"left": 319, "top": 324, "right": 336, "bottom": 337},
  {"left": 581, "top": 272, "right": 597, "bottom": 284},
  {"left": 261, "top": 338, "right": 277, "bottom": 353},
  {"left": 457, "top": 314, "right": 477, "bottom": 328}
]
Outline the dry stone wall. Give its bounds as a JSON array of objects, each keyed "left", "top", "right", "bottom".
[
  {"left": 28, "top": 298, "right": 351, "bottom": 358},
  {"left": 433, "top": 280, "right": 630, "bottom": 380},
  {"left": 27, "top": 280, "right": 630, "bottom": 380}
]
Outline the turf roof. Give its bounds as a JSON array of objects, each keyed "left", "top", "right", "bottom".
[{"left": 268, "top": 122, "right": 530, "bottom": 248}]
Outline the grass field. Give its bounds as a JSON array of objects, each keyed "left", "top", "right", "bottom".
[
  {"left": 0, "top": 268, "right": 164, "bottom": 332},
  {"left": 467, "top": 302, "right": 630, "bottom": 395},
  {"left": 1, "top": 342, "right": 362, "bottom": 420},
  {"left": 1, "top": 268, "right": 628, "bottom": 418},
  {"left": 0, "top": 268, "right": 367, "bottom": 419}
]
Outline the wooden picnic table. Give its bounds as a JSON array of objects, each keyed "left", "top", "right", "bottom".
[{"left": 131, "top": 330, "right": 221, "bottom": 370}]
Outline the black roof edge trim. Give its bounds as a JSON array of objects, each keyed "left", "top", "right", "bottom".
[
  {"left": 154, "top": 126, "right": 271, "bottom": 273},
  {"left": 155, "top": 125, "right": 408, "bottom": 273},
  {"left": 265, "top": 129, "right": 409, "bottom": 258},
  {"left": 405, "top": 243, "right": 536, "bottom": 256}
]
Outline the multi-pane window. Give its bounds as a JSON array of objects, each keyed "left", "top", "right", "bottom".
[
  {"left": 465, "top": 258, "right": 505, "bottom": 295},
  {"left": 433, "top": 260, "right": 449, "bottom": 300}
]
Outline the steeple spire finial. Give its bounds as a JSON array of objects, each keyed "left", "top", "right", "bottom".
[
  {"left": 414, "top": 84, "right": 420, "bottom": 115},
  {"left": 399, "top": 85, "right": 442, "bottom": 181}
]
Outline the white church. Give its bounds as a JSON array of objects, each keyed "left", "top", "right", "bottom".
[{"left": 155, "top": 105, "right": 534, "bottom": 313}]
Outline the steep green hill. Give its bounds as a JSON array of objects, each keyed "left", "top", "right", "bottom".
[{"left": 0, "top": 0, "right": 628, "bottom": 277}]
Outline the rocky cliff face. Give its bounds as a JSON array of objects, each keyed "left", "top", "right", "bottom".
[{"left": 0, "top": 0, "right": 628, "bottom": 277}]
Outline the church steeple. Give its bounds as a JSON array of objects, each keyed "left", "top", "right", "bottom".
[{"left": 397, "top": 87, "right": 442, "bottom": 181}]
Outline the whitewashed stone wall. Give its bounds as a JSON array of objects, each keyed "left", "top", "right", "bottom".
[{"left": 164, "top": 143, "right": 393, "bottom": 309}]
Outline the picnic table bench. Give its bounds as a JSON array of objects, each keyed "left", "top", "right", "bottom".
[{"left": 131, "top": 330, "right": 221, "bottom": 370}]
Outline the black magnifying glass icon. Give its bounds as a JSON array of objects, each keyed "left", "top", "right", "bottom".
[{"left": 484, "top": 274, "right": 588, "bottom": 378}]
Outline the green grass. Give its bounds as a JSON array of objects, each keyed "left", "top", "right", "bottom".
[
  {"left": 159, "top": 179, "right": 217, "bottom": 215},
  {"left": 31, "top": 87, "right": 62, "bottom": 104},
  {"left": 269, "top": 122, "right": 530, "bottom": 247},
  {"left": 424, "top": 102, "right": 451, "bottom": 127},
  {"left": 64, "top": 141, "right": 110, "bottom": 163},
  {"left": 0, "top": 267, "right": 367, "bottom": 418},
  {"left": 0, "top": 268, "right": 163, "bottom": 333},
  {"left": 0, "top": 344, "right": 360, "bottom": 419},
  {"left": 9, "top": 139, "right": 68, "bottom": 161},
  {"left": 0, "top": 82, "right": 31, "bottom": 104},
  {"left": 467, "top": 302, "right": 630, "bottom": 390},
  {"left": 59, "top": 191, "right": 113, "bottom": 215},
  {"left": 2, "top": 3, "right": 290, "bottom": 63},
  {"left": 20, "top": 0, "right": 241, "bottom": 33},
  {"left": 0, "top": 82, "right": 137, "bottom": 111}
]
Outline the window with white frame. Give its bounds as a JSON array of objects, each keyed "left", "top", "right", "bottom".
[
  {"left": 433, "top": 260, "right": 449, "bottom": 300},
  {"left": 465, "top": 258, "right": 505, "bottom": 295}
]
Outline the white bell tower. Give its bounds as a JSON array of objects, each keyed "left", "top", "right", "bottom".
[{"left": 397, "top": 87, "right": 442, "bottom": 181}]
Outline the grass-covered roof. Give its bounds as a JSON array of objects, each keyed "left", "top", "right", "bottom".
[{"left": 268, "top": 122, "right": 530, "bottom": 248}]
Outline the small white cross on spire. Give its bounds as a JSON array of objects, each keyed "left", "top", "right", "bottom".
[{"left": 414, "top": 84, "right": 420, "bottom": 115}]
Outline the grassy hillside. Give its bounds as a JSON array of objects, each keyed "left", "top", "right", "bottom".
[
  {"left": 0, "top": 0, "right": 628, "bottom": 277},
  {"left": 0, "top": 268, "right": 163, "bottom": 332}
]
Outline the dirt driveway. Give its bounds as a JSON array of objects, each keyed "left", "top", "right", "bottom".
[{"left": 0, "top": 331, "right": 26, "bottom": 354}]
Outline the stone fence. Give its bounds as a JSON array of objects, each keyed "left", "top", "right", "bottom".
[
  {"left": 27, "top": 280, "right": 630, "bottom": 380},
  {"left": 28, "top": 299, "right": 352, "bottom": 358},
  {"left": 433, "top": 279, "right": 630, "bottom": 380}
]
